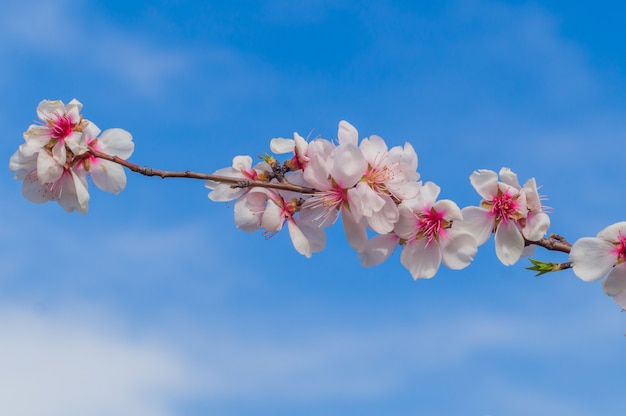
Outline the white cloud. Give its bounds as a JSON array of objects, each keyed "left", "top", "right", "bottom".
[{"left": 0, "top": 304, "right": 189, "bottom": 416}]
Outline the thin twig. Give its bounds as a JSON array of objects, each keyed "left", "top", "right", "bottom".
[{"left": 88, "top": 148, "right": 318, "bottom": 194}]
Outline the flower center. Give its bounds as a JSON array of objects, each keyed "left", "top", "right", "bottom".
[
  {"left": 416, "top": 208, "right": 449, "bottom": 244},
  {"left": 484, "top": 190, "right": 521, "bottom": 223},
  {"left": 615, "top": 234, "right": 626, "bottom": 265},
  {"left": 50, "top": 115, "right": 74, "bottom": 140}
]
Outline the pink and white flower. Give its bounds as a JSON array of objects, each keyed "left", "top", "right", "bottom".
[
  {"left": 262, "top": 191, "right": 326, "bottom": 258},
  {"left": 393, "top": 182, "right": 477, "bottom": 279},
  {"left": 10, "top": 147, "right": 90, "bottom": 213},
  {"left": 270, "top": 132, "right": 310, "bottom": 171},
  {"left": 24, "top": 99, "right": 89, "bottom": 175},
  {"left": 460, "top": 168, "right": 549, "bottom": 266},
  {"left": 81, "top": 125, "right": 134, "bottom": 194},
  {"left": 570, "top": 222, "right": 626, "bottom": 309},
  {"left": 299, "top": 135, "right": 368, "bottom": 250},
  {"left": 206, "top": 155, "right": 272, "bottom": 202}
]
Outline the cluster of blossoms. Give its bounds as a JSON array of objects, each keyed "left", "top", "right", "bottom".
[
  {"left": 8, "top": 99, "right": 626, "bottom": 310},
  {"left": 206, "top": 121, "right": 552, "bottom": 280},
  {"left": 9, "top": 99, "right": 134, "bottom": 213}
]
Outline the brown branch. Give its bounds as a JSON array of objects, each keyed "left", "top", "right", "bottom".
[
  {"left": 525, "top": 233, "right": 572, "bottom": 253},
  {"left": 88, "top": 148, "right": 318, "bottom": 194}
]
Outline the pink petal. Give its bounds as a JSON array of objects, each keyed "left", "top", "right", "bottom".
[
  {"left": 342, "top": 208, "right": 367, "bottom": 251},
  {"left": 359, "top": 135, "right": 388, "bottom": 164},
  {"left": 331, "top": 144, "right": 366, "bottom": 188},
  {"left": 570, "top": 237, "right": 616, "bottom": 282},
  {"left": 365, "top": 195, "right": 399, "bottom": 234},
  {"left": 233, "top": 191, "right": 268, "bottom": 232}
]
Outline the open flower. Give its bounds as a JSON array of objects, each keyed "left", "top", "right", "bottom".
[
  {"left": 206, "top": 155, "right": 272, "bottom": 202},
  {"left": 82, "top": 125, "right": 134, "bottom": 194},
  {"left": 394, "top": 182, "right": 477, "bottom": 279},
  {"left": 570, "top": 222, "right": 626, "bottom": 309},
  {"left": 460, "top": 168, "right": 550, "bottom": 266}
]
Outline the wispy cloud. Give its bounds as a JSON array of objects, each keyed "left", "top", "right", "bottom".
[{"left": 0, "top": 304, "right": 189, "bottom": 416}]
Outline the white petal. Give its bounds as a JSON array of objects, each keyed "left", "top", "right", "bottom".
[
  {"left": 469, "top": 170, "right": 498, "bottom": 200},
  {"left": 58, "top": 170, "right": 89, "bottom": 214},
  {"left": 36, "top": 99, "right": 66, "bottom": 120},
  {"left": 570, "top": 237, "right": 616, "bottom": 282},
  {"left": 359, "top": 234, "right": 400, "bottom": 267},
  {"left": 522, "top": 177, "right": 541, "bottom": 210},
  {"left": 337, "top": 120, "right": 358, "bottom": 147},
  {"left": 22, "top": 171, "right": 51, "bottom": 204},
  {"left": 400, "top": 239, "right": 441, "bottom": 280},
  {"left": 522, "top": 211, "right": 550, "bottom": 241},
  {"left": 288, "top": 218, "right": 326, "bottom": 258},
  {"left": 261, "top": 199, "right": 284, "bottom": 232},
  {"left": 23, "top": 125, "right": 53, "bottom": 148},
  {"left": 456, "top": 206, "right": 493, "bottom": 245},
  {"left": 98, "top": 128, "right": 134, "bottom": 159},
  {"left": 603, "top": 265, "right": 626, "bottom": 309},
  {"left": 207, "top": 184, "right": 246, "bottom": 202},
  {"left": 36, "top": 151, "right": 63, "bottom": 184},
  {"left": 498, "top": 167, "right": 521, "bottom": 189},
  {"left": 494, "top": 220, "right": 524, "bottom": 266},
  {"left": 90, "top": 160, "right": 127, "bottom": 194},
  {"left": 597, "top": 221, "right": 626, "bottom": 243},
  {"left": 232, "top": 155, "right": 253, "bottom": 172},
  {"left": 269, "top": 138, "right": 295, "bottom": 154},
  {"left": 441, "top": 230, "right": 478, "bottom": 270}
]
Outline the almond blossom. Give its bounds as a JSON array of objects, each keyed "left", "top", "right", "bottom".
[
  {"left": 299, "top": 135, "right": 368, "bottom": 250},
  {"left": 206, "top": 155, "right": 272, "bottom": 202},
  {"left": 261, "top": 191, "right": 326, "bottom": 258},
  {"left": 9, "top": 142, "right": 89, "bottom": 213},
  {"left": 393, "top": 182, "right": 477, "bottom": 279},
  {"left": 81, "top": 125, "right": 135, "bottom": 194},
  {"left": 570, "top": 222, "right": 626, "bottom": 309},
  {"left": 459, "top": 168, "right": 549, "bottom": 266}
]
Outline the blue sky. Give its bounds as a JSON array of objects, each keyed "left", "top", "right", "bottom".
[{"left": 1, "top": 0, "right": 626, "bottom": 414}]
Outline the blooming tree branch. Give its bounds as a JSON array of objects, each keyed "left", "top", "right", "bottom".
[{"left": 8, "top": 99, "right": 626, "bottom": 312}]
